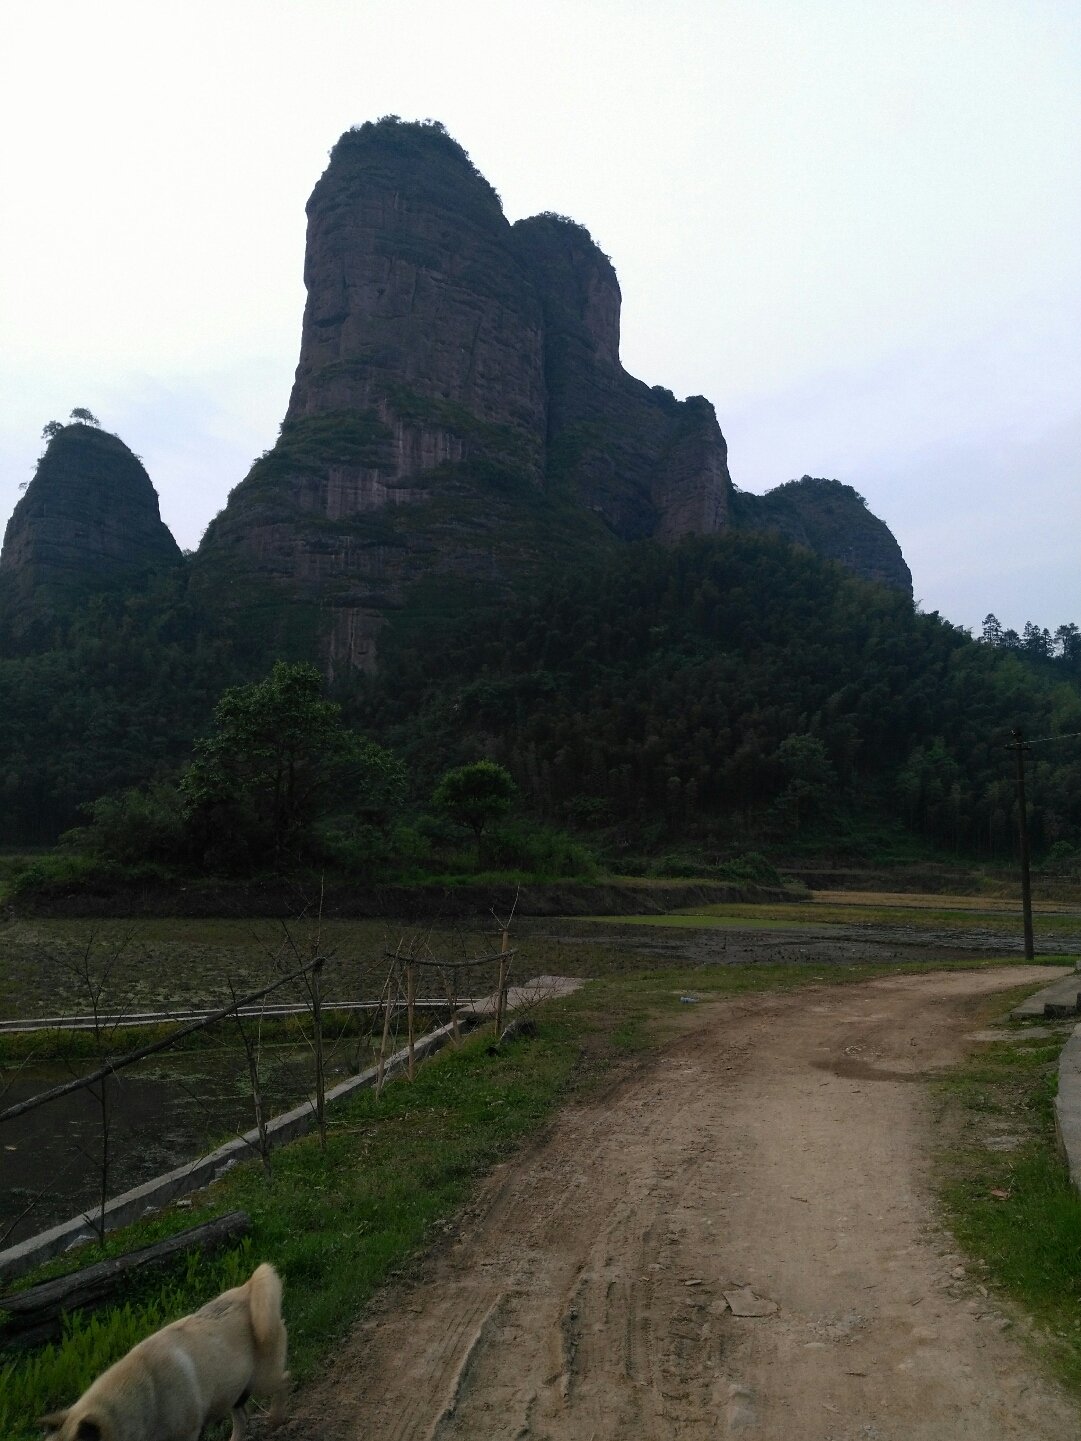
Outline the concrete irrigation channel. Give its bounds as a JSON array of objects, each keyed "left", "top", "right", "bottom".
[{"left": 0, "top": 976, "right": 581, "bottom": 1282}]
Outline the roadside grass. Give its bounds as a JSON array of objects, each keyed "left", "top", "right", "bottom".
[
  {"left": 935, "top": 999, "right": 1081, "bottom": 1394},
  {"left": 0, "top": 954, "right": 1003, "bottom": 1439}
]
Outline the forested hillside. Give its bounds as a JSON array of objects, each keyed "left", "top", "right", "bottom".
[
  {"left": 0, "top": 569, "right": 250, "bottom": 843},
  {"left": 355, "top": 533, "right": 1081, "bottom": 860},
  {"left": 2, "top": 528, "right": 1080, "bottom": 862}
]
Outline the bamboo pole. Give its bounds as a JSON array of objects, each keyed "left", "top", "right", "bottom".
[
  {"left": 406, "top": 960, "right": 417, "bottom": 1081},
  {"left": 311, "top": 956, "right": 326, "bottom": 1151},
  {"left": 495, "top": 926, "right": 510, "bottom": 1040},
  {"left": 376, "top": 961, "right": 397, "bottom": 1098}
]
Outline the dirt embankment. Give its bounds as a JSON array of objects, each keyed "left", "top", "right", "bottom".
[
  {"left": 282, "top": 966, "right": 1079, "bottom": 1441},
  {"left": 9, "top": 878, "right": 791, "bottom": 921}
]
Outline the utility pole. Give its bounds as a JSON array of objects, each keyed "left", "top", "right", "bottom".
[{"left": 1008, "top": 728, "right": 1035, "bottom": 961}]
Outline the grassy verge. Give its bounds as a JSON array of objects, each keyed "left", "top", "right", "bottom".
[{"left": 935, "top": 1000, "right": 1081, "bottom": 1393}]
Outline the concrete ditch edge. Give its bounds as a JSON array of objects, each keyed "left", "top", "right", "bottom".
[
  {"left": 1054, "top": 1025, "right": 1081, "bottom": 1191},
  {"left": 0, "top": 1013, "right": 478, "bottom": 1284}
]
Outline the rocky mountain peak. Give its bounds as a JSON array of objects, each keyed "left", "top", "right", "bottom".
[
  {"left": 287, "top": 117, "right": 546, "bottom": 461},
  {"left": 0, "top": 423, "right": 180, "bottom": 601},
  {"left": 511, "top": 213, "right": 621, "bottom": 368},
  {"left": 192, "top": 119, "right": 911, "bottom": 670},
  {"left": 731, "top": 476, "right": 912, "bottom": 595}
]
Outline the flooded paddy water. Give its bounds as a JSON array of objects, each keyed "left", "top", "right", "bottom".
[
  {"left": 0, "top": 1027, "right": 390, "bottom": 1246},
  {"left": 0, "top": 917, "right": 511, "bottom": 1248}
]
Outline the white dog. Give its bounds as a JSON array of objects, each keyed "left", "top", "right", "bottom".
[{"left": 41, "top": 1261, "right": 289, "bottom": 1441}]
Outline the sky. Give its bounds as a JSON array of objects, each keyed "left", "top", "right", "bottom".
[{"left": 1, "top": 0, "right": 1078, "bottom": 636}]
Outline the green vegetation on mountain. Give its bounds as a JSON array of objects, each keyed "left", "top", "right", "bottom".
[
  {"left": 0, "top": 568, "right": 247, "bottom": 843},
  {"left": 354, "top": 532, "right": 1081, "bottom": 861},
  {"left": 3, "top": 531, "right": 1080, "bottom": 873}
]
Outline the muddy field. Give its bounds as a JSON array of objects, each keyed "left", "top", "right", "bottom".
[{"left": 4, "top": 893, "right": 1076, "bottom": 1018}]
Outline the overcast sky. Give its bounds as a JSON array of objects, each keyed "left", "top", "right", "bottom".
[{"left": 2, "top": 0, "right": 1078, "bottom": 635}]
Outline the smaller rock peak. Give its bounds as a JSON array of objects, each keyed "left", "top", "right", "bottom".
[
  {"left": 513, "top": 212, "right": 621, "bottom": 367},
  {"left": 1, "top": 420, "right": 180, "bottom": 598},
  {"left": 515, "top": 212, "right": 617, "bottom": 278}
]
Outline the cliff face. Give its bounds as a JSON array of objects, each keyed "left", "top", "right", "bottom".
[
  {"left": 0, "top": 424, "right": 180, "bottom": 602},
  {"left": 288, "top": 121, "right": 547, "bottom": 477},
  {"left": 191, "top": 119, "right": 912, "bottom": 671},
  {"left": 510, "top": 214, "right": 730, "bottom": 540},
  {"left": 731, "top": 477, "right": 913, "bottom": 596},
  {"left": 194, "top": 120, "right": 732, "bottom": 671}
]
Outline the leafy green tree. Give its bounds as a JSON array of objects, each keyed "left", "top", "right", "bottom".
[
  {"left": 773, "top": 734, "right": 836, "bottom": 832},
  {"left": 432, "top": 760, "right": 517, "bottom": 860},
  {"left": 69, "top": 407, "right": 101, "bottom": 426},
  {"left": 181, "top": 661, "right": 404, "bottom": 869},
  {"left": 41, "top": 420, "right": 64, "bottom": 440},
  {"left": 1023, "top": 622, "right": 1053, "bottom": 659}
]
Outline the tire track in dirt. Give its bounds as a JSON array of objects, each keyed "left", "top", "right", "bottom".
[{"left": 283, "top": 966, "right": 1080, "bottom": 1440}]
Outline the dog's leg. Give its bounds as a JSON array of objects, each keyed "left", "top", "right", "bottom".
[
  {"left": 268, "top": 1381, "right": 289, "bottom": 1430},
  {"left": 261, "top": 1368, "right": 290, "bottom": 1430},
  {"left": 228, "top": 1403, "right": 249, "bottom": 1441}
]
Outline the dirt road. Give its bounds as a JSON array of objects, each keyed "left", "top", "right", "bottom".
[{"left": 283, "top": 967, "right": 1080, "bottom": 1440}]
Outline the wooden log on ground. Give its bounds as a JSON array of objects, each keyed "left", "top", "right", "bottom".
[{"left": 0, "top": 1210, "right": 251, "bottom": 1348}]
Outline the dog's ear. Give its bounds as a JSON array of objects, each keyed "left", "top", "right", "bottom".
[{"left": 39, "top": 1411, "right": 68, "bottom": 1435}]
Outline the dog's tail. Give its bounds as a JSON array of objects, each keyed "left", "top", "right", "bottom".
[{"left": 248, "top": 1262, "right": 284, "bottom": 1348}]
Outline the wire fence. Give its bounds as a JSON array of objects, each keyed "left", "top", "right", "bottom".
[{"left": 0, "top": 919, "right": 518, "bottom": 1255}]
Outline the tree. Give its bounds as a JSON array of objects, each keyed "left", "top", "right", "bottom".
[
  {"left": 1055, "top": 623, "right": 1081, "bottom": 665},
  {"left": 980, "top": 614, "right": 1003, "bottom": 647},
  {"left": 69, "top": 407, "right": 101, "bottom": 426},
  {"left": 773, "top": 733, "right": 835, "bottom": 833},
  {"left": 41, "top": 420, "right": 64, "bottom": 441},
  {"left": 432, "top": 761, "right": 517, "bottom": 859},
  {"left": 180, "top": 661, "right": 403, "bottom": 868},
  {"left": 1022, "top": 622, "right": 1053, "bottom": 659}
]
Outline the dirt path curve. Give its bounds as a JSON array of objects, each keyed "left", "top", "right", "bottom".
[{"left": 283, "top": 966, "right": 1080, "bottom": 1440}]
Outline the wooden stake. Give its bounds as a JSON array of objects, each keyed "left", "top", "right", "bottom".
[
  {"left": 440, "top": 964, "right": 460, "bottom": 1044},
  {"left": 311, "top": 956, "right": 326, "bottom": 1151},
  {"left": 406, "top": 960, "right": 417, "bottom": 1081},
  {"left": 495, "top": 926, "right": 510, "bottom": 1040},
  {"left": 376, "top": 961, "right": 397, "bottom": 1098}
]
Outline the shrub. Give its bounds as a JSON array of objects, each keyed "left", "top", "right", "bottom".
[
  {"left": 483, "top": 819, "right": 597, "bottom": 879},
  {"left": 72, "top": 782, "right": 187, "bottom": 865}
]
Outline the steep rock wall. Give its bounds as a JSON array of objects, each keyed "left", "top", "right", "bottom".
[{"left": 511, "top": 213, "right": 730, "bottom": 541}]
